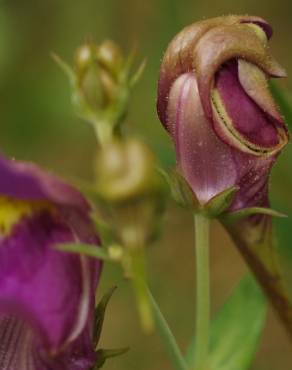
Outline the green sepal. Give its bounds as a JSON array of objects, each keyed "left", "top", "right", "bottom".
[
  {"left": 161, "top": 169, "right": 239, "bottom": 218},
  {"left": 129, "top": 59, "right": 147, "bottom": 87},
  {"left": 94, "top": 286, "right": 117, "bottom": 345},
  {"left": 93, "top": 347, "right": 129, "bottom": 369},
  {"left": 51, "top": 52, "right": 75, "bottom": 85},
  {"left": 160, "top": 169, "right": 200, "bottom": 210},
  {"left": 222, "top": 206, "right": 287, "bottom": 223},
  {"left": 202, "top": 186, "right": 239, "bottom": 218},
  {"left": 185, "top": 275, "right": 267, "bottom": 370}
]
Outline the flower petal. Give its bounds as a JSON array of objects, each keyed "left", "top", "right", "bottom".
[
  {"left": 0, "top": 315, "right": 97, "bottom": 370},
  {"left": 211, "top": 60, "right": 288, "bottom": 155},
  {"left": 216, "top": 61, "right": 279, "bottom": 147},
  {"left": 167, "top": 72, "right": 237, "bottom": 204},
  {"left": 157, "top": 16, "right": 282, "bottom": 132},
  {"left": 238, "top": 59, "right": 285, "bottom": 124},
  {"left": 0, "top": 156, "right": 89, "bottom": 212},
  {"left": 195, "top": 23, "right": 286, "bottom": 119},
  {"left": 0, "top": 210, "right": 98, "bottom": 358}
]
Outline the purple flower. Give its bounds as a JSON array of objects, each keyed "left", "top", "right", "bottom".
[
  {"left": 157, "top": 15, "right": 288, "bottom": 208},
  {"left": 157, "top": 16, "right": 292, "bottom": 336},
  {"left": 0, "top": 155, "right": 101, "bottom": 370}
]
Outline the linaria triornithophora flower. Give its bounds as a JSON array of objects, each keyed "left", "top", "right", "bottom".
[
  {"left": 157, "top": 15, "right": 288, "bottom": 208},
  {"left": 157, "top": 15, "right": 292, "bottom": 336},
  {"left": 0, "top": 155, "right": 101, "bottom": 370}
]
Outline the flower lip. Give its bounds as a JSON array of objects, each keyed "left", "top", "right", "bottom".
[
  {"left": 0, "top": 154, "right": 90, "bottom": 212},
  {"left": 157, "top": 16, "right": 286, "bottom": 133},
  {"left": 194, "top": 23, "right": 287, "bottom": 119},
  {"left": 211, "top": 60, "right": 289, "bottom": 156}
]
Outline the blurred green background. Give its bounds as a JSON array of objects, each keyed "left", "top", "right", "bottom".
[{"left": 0, "top": 0, "right": 291, "bottom": 369}]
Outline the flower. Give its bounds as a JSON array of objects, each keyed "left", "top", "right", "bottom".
[
  {"left": 157, "top": 15, "right": 292, "bottom": 336},
  {"left": 157, "top": 15, "right": 288, "bottom": 208},
  {"left": 0, "top": 155, "right": 102, "bottom": 370}
]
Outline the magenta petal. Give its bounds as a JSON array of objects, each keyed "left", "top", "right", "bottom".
[
  {"left": 0, "top": 212, "right": 89, "bottom": 348},
  {"left": 168, "top": 72, "right": 238, "bottom": 204},
  {"left": 0, "top": 155, "right": 89, "bottom": 212},
  {"left": 0, "top": 210, "right": 100, "bottom": 370}
]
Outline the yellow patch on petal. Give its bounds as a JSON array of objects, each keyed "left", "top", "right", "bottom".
[{"left": 0, "top": 196, "right": 53, "bottom": 236}]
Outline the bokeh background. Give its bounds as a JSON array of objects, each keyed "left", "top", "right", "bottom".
[{"left": 0, "top": 1, "right": 292, "bottom": 369}]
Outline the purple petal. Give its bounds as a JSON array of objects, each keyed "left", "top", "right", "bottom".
[
  {"left": 157, "top": 16, "right": 278, "bottom": 129},
  {"left": 237, "top": 59, "right": 285, "bottom": 124},
  {"left": 0, "top": 315, "right": 97, "bottom": 370},
  {"left": 167, "top": 72, "right": 238, "bottom": 204},
  {"left": 0, "top": 210, "right": 100, "bottom": 370},
  {"left": 0, "top": 156, "right": 89, "bottom": 212},
  {"left": 215, "top": 60, "right": 279, "bottom": 148},
  {"left": 228, "top": 151, "right": 275, "bottom": 211},
  {"left": 195, "top": 24, "right": 286, "bottom": 119},
  {"left": 167, "top": 71, "right": 276, "bottom": 210}
]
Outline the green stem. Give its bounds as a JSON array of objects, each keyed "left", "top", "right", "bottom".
[
  {"left": 194, "top": 214, "right": 210, "bottom": 370},
  {"left": 147, "top": 288, "right": 188, "bottom": 370},
  {"left": 94, "top": 120, "right": 114, "bottom": 147},
  {"left": 129, "top": 248, "right": 154, "bottom": 333}
]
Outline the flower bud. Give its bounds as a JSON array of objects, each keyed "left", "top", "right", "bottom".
[
  {"left": 157, "top": 15, "right": 288, "bottom": 210},
  {"left": 95, "top": 138, "right": 163, "bottom": 203},
  {"left": 94, "top": 138, "right": 166, "bottom": 247},
  {"left": 157, "top": 15, "right": 292, "bottom": 337},
  {"left": 74, "top": 41, "right": 120, "bottom": 111}
]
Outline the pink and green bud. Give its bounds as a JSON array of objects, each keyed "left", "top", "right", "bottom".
[
  {"left": 0, "top": 155, "right": 102, "bottom": 370},
  {"left": 157, "top": 15, "right": 288, "bottom": 208},
  {"left": 157, "top": 15, "right": 292, "bottom": 336}
]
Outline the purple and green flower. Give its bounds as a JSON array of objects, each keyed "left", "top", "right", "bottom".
[{"left": 0, "top": 155, "right": 101, "bottom": 370}]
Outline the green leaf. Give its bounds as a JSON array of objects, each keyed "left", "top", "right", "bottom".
[
  {"left": 55, "top": 242, "right": 112, "bottom": 262},
  {"left": 186, "top": 275, "right": 267, "bottom": 370},
  {"left": 210, "top": 275, "right": 266, "bottom": 370},
  {"left": 147, "top": 287, "right": 188, "bottom": 370}
]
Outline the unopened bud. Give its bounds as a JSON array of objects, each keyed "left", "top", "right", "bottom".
[
  {"left": 95, "top": 138, "right": 163, "bottom": 203},
  {"left": 94, "top": 138, "right": 166, "bottom": 249},
  {"left": 97, "top": 40, "right": 124, "bottom": 78},
  {"left": 74, "top": 40, "right": 123, "bottom": 112}
]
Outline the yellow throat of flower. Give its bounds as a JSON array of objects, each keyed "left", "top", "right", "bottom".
[{"left": 0, "top": 196, "right": 53, "bottom": 236}]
